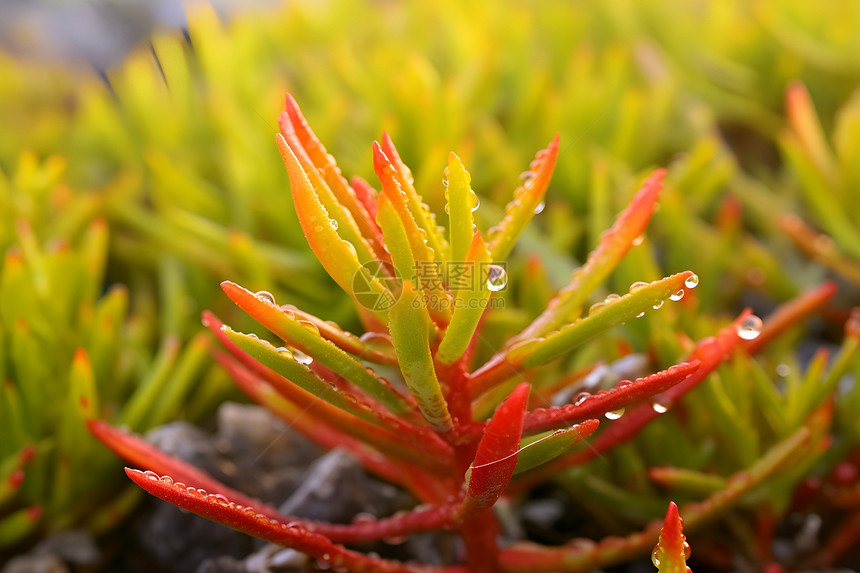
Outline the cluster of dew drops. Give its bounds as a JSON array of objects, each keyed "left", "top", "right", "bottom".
[
  {"left": 587, "top": 273, "right": 701, "bottom": 318},
  {"left": 651, "top": 539, "right": 692, "bottom": 569},
  {"left": 249, "top": 290, "right": 315, "bottom": 365},
  {"left": 140, "top": 471, "right": 298, "bottom": 528},
  {"left": 569, "top": 273, "right": 765, "bottom": 422}
]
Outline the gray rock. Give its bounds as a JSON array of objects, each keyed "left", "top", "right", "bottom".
[
  {"left": 1, "top": 555, "right": 68, "bottom": 573},
  {"left": 214, "top": 403, "right": 318, "bottom": 502},
  {"left": 134, "top": 501, "right": 253, "bottom": 573},
  {"left": 278, "top": 449, "right": 410, "bottom": 524},
  {"left": 244, "top": 546, "right": 308, "bottom": 573},
  {"left": 195, "top": 556, "right": 247, "bottom": 573},
  {"left": 132, "top": 403, "right": 323, "bottom": 572},
  {"left": 31, "top": 530, "right": 100, "bottom": 566}
]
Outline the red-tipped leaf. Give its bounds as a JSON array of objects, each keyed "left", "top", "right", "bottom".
[
  {"left": 457, "top": 383, "right": 530, "bottom": 519},
  {"left": 652, "top": 502, "right": 691, "bottom": 572}
]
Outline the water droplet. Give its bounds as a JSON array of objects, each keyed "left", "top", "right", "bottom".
[
  {"left": 605, "top": 408, "right": 625, "bottom": 420},
  {"left": 487, "top": 265, "right": 507, "bottom": 291},
  {"left": 209, "top": 493, "right": 229, "bottom": 506},
  {"left": 471, "top": 195, "right": 480, "bottom": 212},
  {"left": 651, "top": 548, "right": 660, "bottom": 567},
  {"left": 683, "top": 541, "right": 692, "bottom": 559},
  {"left": 444, "top": 203, "right": 450, "bottom": 214},
  {"left": 299, "top": 320, "right": 320, "bottom": 335},
  {"left": 441, "top": 167, "right": 449, "bottom": 188},
  {"left": 507, "top": 338, "right": 544, "bottom": 362},
  {"left": 635, "top": 311, "right": 645, "bottom": 318},
  {"left": 685, "top": 274, "right": 699, "bottom": 288},
  {"left": 144, "top": 471, "right": 159, "bottom": 481},
  {"left": 518, "top": 170, "right": 536, "bottom": 183},
  {"left": 652, "top": 399, "right": 670, "bottom": 414},
  {"left": 534, "top": 200, "right": 546, "bottom": 214},
  {"left": 255, "top": 291, "right": 276, "bottom": 305},
  {"left": 652, "top": 300, "right": 664, "bottom": 310},
  {"left": 669, "top": 290, "right": 684, "bottom": 301},
  {"left": 573, "top": 392, "right": 590, "bottom": 406},
  {"left": 359, "top": 332, "right": 392, "bottom": 347},
  {"left": 616, "top": 380, "right": 633, "bottom": 390},
  {"left": 629, "top": 281, "right": 648, "bottom": 293},
  {"left": 632, "top": 235, "right": 645, "bottom": 246},
  {"left": 329, "top": 219, "right": 338, "bottom": 231},
  {"left": 588, "top": 301, "right": 606, "bottom": 316},
  {"left": 604, "top": 293, "right": 621, "bottom": 303},
  {"left": 776, "top": 363, "right": 791, "bottom": 377},
  {"left": 737, "top": 315, "right": 762, "bottom": 340},
  {"left": 353, "top": 512, "right": 376, "bottom": 524},
  {"left": 160, "top": 476, "right": 174, "bottom": 485},
  {"left": 292, "top": 349, "right": 313, "bottom": 365}
]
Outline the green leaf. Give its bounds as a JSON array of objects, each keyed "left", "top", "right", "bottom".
[
  {"left": 513, "top": 169, "right": 666, "bottom": 341},
  {"left": 388, "top": 282, "right": 453, "bottom": 432},
  {"left": 487, "top": 135, "right": 559, "bottom": 261},
  {"left": 444, "top": 152, "right": 477, "bottom": 263},
  {"left": 513, "top": 272, "right": 695, "bottom": 372},
  {"left": 281, "top": 96, "right": 387, "bottom": 261},
  {"left": 647, "top": 467, "right": 727, "bottom": 497},
  {"left": 222, "top": 281, "right": 413, "bottom": 415},
  {"left": 222, "top": 327, "right": 360, "bottom": 417},
  {"left": 786, "top": 81, "right": 839, "bottom": 187},
  {"left": 435, "top": 233, "right": 492, "bottom": 365},
  {"left": 144, "top": 333, "right": 210, "bottom": 428},
  {"left": 380, "top": 132, "right": 450, "bottom": 263},
  {"left": 513, "top": 419, "right": 600, "bottom": 475},
  {"left": 0, "top": 506, "right": 42, "bottom": 546},
  {"left": 373, "top": 142, "right": 452, "bottom": 324},
  {"left": 118, "top": 337, "right": 181, "bottom": 429},
  {"left": 782, "top": 134, "right": 860, "bottom": 260},
  {"left": 276, "top": 133, "right": 387, "bottom": 298},
  {"left": 376, "top": 193, "right": 415, "bottom": 287}
]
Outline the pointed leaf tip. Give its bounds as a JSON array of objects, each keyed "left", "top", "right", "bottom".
[
  {"left": 460, "top": 383, "right": 530, "bottom": 517},
  {"left": 284, "top": 92, "right": 301, "bottom": 115},
  {"left": 487, "top": 135, "right": 561, "bottom": 260},
  {"left": 653, "top": 501, "right": 691, "bottom": 572},
  {"left": 372, "top": 141, "right": 390, "bottom": 173}
]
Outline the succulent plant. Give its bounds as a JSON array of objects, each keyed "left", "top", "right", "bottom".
[
  {"left": 85, "top": 94, "right": 860, "bottom": 571},
  {"left": 0, "top": 154, "right": 222, "bottom": 549},
  {"left": 778, "top": 81, "right": 860, "bottom": 286},
  {"left": 2, "top": 0, "right": 860, "bottom": 569}
]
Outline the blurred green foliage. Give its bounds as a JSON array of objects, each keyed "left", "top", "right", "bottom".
[{"left": 0, "top": 0, "right": 859, "bottom": 565}]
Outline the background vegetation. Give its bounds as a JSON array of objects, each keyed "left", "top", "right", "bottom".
[{"left": 1, "top": 0, "right": 859, "bottom": 570}]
